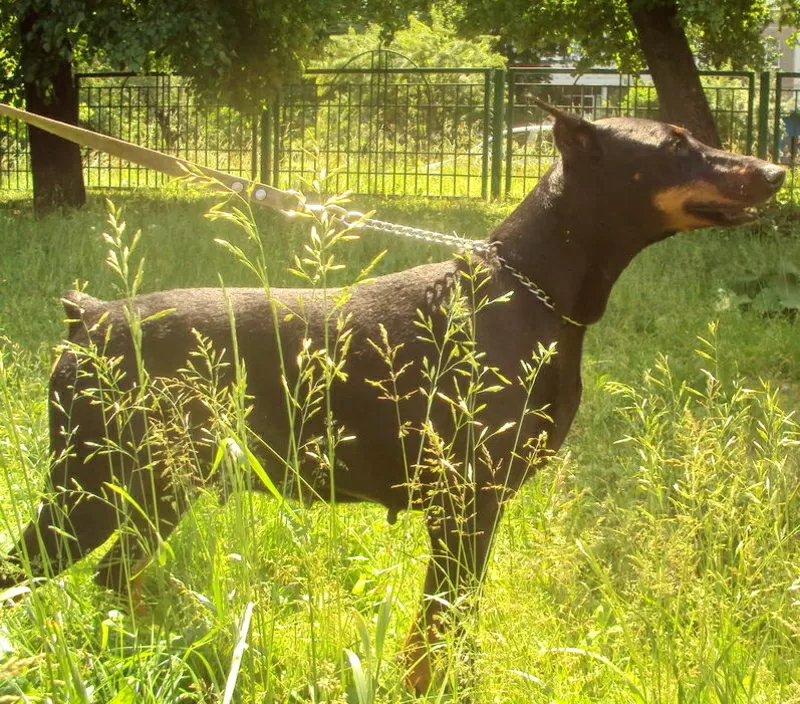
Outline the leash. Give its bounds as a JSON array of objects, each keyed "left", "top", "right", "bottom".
[{"left": 0, "top": 101, "right": 584, "bottom": 327}]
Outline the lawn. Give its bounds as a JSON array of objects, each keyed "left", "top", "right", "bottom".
[{"left": 0, "top": 186, "right": 798, "bottom": 702}]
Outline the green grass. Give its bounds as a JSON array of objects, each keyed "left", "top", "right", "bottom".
[{"left": 0, "top": 188, "right": 799, "bottom": 702}]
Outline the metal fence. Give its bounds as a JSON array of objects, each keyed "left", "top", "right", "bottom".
[
  {"left": 79, "top": 74, "right": 259, "bottom": 188},
  {"left": 0, "top": 73, "right": 259, "bottom": 192},
  {"left": 774, "top": 72, "right": 800, "bottom": 195},
  {"left": 0, "top": 110, "right": 30, "bottom": 190},
  {"left": 271, "top": 68, "right": 495, "bottom": 198},
  {"left": 1, "top": 68, "right": 798, "bottom": 199}
]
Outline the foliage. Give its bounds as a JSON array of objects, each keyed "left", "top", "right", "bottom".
[
  {"left": 453, "top": 0, "right": 800, "bottom": 73},
  {"left": 1, "top": 192, "right": 800, "bottom": 700},
  {"left": 1, "top": 0, "right": 151, "bottom": 101},
  {"left": 0, "top": 0, "right": 429, "bottom": 109},
  {"left": 718, "top": 259, "right": 800, "bottom": 316},
  {"left": 313, "top": 7, "right": 505, "bottom": 70}
]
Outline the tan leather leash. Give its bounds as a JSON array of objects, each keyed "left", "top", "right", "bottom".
[
  {"left": 0, "top": 101, "right": 584, "bottom": 326},
  {"left": 0, "top": 101, "right": 297, "bottom": 212},
  {"left": 0, "top": 101, "right": 493, "bottom": 248}
]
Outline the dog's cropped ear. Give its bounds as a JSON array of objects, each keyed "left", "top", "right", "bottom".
[{"left": 534, "top": 98, "right": 600, "bottom": 162}]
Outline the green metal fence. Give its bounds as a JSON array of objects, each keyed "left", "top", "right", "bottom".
[
  {"left": 0, "top": 109, "right": 30, "bottom": 190},
  {"left": 79, "top": 73, "right": 259, "bottom": 188},
  {"left": 0, "top": 73, "right": 259, "bottom": 192},
  {"left": 0, "top": 68, "right": 791, "bottom": 200},
  {"left": 271, "top": 68, "right": 494, "bottom": 198},
  {"left": 774, "top": 72, "right": 800, "bottom": 197}
]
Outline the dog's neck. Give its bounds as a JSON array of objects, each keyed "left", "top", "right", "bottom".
[{"left": 489, "top": 164, "right": 649, "bottom": 326}]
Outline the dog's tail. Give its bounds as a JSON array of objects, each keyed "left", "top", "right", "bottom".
[{"left": 61, "top": 290, "right": 102, "bottom": 340}]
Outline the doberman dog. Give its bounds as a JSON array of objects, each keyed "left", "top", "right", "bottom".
[{"left": 0, "top": 102, "right": 784, "bottom": 693}]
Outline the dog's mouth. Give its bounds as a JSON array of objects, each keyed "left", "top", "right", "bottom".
[{"left": 684, "top": 201, "right": 760, "bottom": 226}]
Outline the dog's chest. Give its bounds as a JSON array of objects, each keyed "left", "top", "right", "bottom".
[
  {"left": 481, "top": 327, "right": 584, "bottom": 454},
  {"left": 541, "top": 354, "right": 583, "bottom": 450}
]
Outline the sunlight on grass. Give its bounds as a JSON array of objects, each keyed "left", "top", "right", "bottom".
[{"left": 0, "top": 191, "right": 798, "bottom": 701}]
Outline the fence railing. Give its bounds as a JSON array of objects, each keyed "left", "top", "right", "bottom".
[
  {"left": 774, "top": 72, "right": 800, "bottom": 195},
  {"left": 80, "top": 73, "right": 260, "bottom": 188},
  {"left": 271, "top": 67, "right": 495, "bottom": 198},
  {"left": 1, "top": 68, "right": 799, "bottom": 199}
]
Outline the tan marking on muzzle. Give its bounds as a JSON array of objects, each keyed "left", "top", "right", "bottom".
[{"left": 653, "top": 181, "right": 740, "bottom": 231}]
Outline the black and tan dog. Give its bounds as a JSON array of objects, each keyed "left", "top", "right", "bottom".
[{"left": 0, "top": 103, "right": 784, "bottom": 692}]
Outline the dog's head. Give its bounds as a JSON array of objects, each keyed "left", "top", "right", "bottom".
[{"left": 535, "top": 99, "right": 784, "bottom": 241}]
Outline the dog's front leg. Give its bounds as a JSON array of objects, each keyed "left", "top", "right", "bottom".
[{"left": 402, "top": 491, "right": 501, "bottom": 695}]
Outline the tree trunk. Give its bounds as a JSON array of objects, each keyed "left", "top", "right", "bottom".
[
  {"left": 627, "top": 0, "right": 721, "bottom": 148},
  {"left": 20, "top": 10, "right": 86, "bottom": 214}
]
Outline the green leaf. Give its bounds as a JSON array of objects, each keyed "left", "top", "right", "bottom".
[
  {"left": 751, "top": 287, "right": 782, "bottom": 313},
  {"left": 776, "top": 259, "right": 800, "bottom": 279},
  {"left": 109, "top": 685, "right": 137, "bottom": 704},
  {"left": 777, "top": 284, "right": 800, "bottom": 310},
  {"left": 345, "top": 648, "right": 372, "bottom": 704},
  {"left": 140, "top": 307, "right": 176, "bottom": 325}
]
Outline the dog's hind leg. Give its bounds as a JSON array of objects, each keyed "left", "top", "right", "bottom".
[
  {"left": 1, "top": 379, "right": 166, "bottom": 593},
  {"left": 0, "top": 452, "right": 121, "bottom": 590},
  {"left": 91, "top": 462, "right": 186, "bottom": 595},
  {"left": 0, "top": 345, "right": 124, "bottom": 590}
]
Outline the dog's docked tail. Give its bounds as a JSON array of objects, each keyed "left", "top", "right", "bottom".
[{"left": 61, "top": 290, "right": 102, "bottom": 341}]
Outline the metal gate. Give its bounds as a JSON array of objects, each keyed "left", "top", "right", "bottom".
[{"left": 3, "top": 68, "right": 799, "bottom": 200}]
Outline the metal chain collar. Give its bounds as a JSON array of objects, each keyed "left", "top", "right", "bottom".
[{"left": 308, "top": 204, "right": 585, "bottom": 328}]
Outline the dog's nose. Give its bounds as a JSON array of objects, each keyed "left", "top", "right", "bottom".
[{"left": 762, "top": 163, "right": 786, "bottom": 187}]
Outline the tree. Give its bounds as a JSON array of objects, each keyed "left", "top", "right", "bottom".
[
  {"left": 312, "top": 8, "right": 505, "bottom": 70},
  {"left": 1, "top": 0, "right": 423, "bottom": 213},
  {"left": 454, "top": 0, "right": 800, "bottom": 148}
]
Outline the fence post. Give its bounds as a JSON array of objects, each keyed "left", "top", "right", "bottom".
[
  {"left": 744, "top": 71, "right": 754, "bottom": 155},
  {"left": 260, "top": 104, "right": 273, "bottom": 185},
  {"left": 490, "top": 69, "right": 505, "bottom": 200},
  {"left": 757, "top": 71, "right": 770, "bottom": 160},
  {"left": 251, "top": 117, "right": 259, "bottom": 181},
  {"left": 481, "top": 71, "right": 491, "bottom": 200},
  {"left": 505, "top": 70, "right": 518, "bottom": 197},
  {"left": 773, "top": 73, "right": 783, "bottom": 163},
  {"left": 273, "top": 95, "right": 282, "bottom": 187}
]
